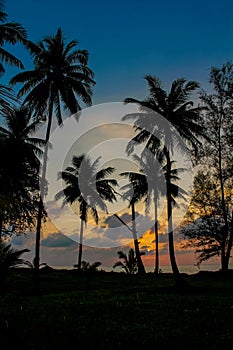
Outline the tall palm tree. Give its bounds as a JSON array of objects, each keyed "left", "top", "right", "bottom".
[
  {"left": 10, "top": 28, "right": 95, "bottom": 280},
  {"left": 123, "top": 76, "right": 205, "bottom": 283},
  {"left": 131, "top": 151, "right": 165, "bottom": 276},
  {"left": 55, "top": 154, "right": 117, "bottom": 269},
  {"left": 0, "top": 0, "right": 26, "bottom": 74},
  {"left": 0, "top": 105, "right": 44, "bottom": 239},
  {"left": 121, "top": 151, "right": 186, "bottom": 276},
  {"left": 119, "top": 170, "right": 147, "bottom": 274}
]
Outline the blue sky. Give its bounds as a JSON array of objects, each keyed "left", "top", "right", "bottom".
[
  {"left": 2, "top": 0, "right": 233, "bottom": 269},
  {"left": 3, "top": 0, "right": 233, "bottom": 104}
]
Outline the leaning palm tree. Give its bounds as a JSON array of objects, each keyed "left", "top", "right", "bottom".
[
  {"left": 55, "top": 154, "right": 117, "bottom": 269},
  {"left": 0, "top": 0, "right": 26, "bottom": 74},
  {"left": 123, "top": 76, "right": 205, "bottom": 283},
  {"left": 0, "top": 105, "right": 44, "bottom": 239},
  {"left": 10, "top": 28, "right": 95, "bottom": 281}
]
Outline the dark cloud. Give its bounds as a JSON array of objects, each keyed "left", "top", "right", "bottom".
[
  {"left": 41, "top": 233, "right": 79, "bottom": 248},
  {"left": 104, "top": 212, "right": 140, "bottom": 228},
  {"left": 152, "top": 234, "right": 168, "bottom": 244},
  {"left": 46, "top": 200, "right": 72, "bottom": 219},
  {"left": 141, "top": 245, "right": 150, "bottom": 250}
]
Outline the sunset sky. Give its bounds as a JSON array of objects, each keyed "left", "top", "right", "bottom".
[{"left": 2, "top": 0, "right": 233, "bottom": 270}]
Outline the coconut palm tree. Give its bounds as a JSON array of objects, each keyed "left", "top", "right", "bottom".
[
  {"left": 119, "top": 170, "right": 147, "bottom": 274},
  {"left": 0, "top": 241, "right": 29, "bottom": 284},
  {"left": 0, "top": 0, "right": 26, "bottom": 74},
  {"left": 121, "top": 150, "right": 187, "bottom": 276},
  {"left": 10, "top": 28, "right": 95, "bottom": 279},
  {"left": 0, "top": 105, "right": 44, "bottom": 239},
  {"left": 113, "top": 249, "right": 138, "bottom": 274},
  {"left": 55, "top": 154, "right": 117, "bottom": 269},
  {"left": 0, "top": 84, "right": 17, "bottom": 115},
  {"left": 130, "top": 151, "right": 165, "bottom": 276},
  {"left": 123, "top": 76, "right": 205, "bottom": 283}
]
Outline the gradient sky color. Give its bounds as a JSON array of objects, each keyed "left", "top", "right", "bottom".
[
  {"left": 2, "top": 0, "right": 233, "bottom": 270},
  {"left": 3, "top": 0, "right": 233, "bottom": 104}
]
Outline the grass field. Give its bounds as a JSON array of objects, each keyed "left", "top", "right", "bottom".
[{"left": 0, "top": 268, "right": 233, "bottom": 349}]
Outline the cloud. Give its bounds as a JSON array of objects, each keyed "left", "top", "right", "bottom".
[
  {"left": 41, "top": 232, "right": 78, "bottom": 248},
  {"left": 141, "top": 245, "right": 150, "bottom": 250},
  {"left": 151, "top": 233, "right": 168, "bottom": 244},
  {"left": 103, "top": 212, "right": 136, "bottom": 229}
]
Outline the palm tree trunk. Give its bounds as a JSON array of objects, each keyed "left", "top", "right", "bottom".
[
  {"left": 34, "top": 99, "right": 54, "bottom": 287},
  {"left": 225, "top": 209, "right": 233, "bottom": 271},
  {"left": 77, "top": 219, "right": 84, "bottom": 270},
  {"left": 165, "top": 149, "right": 180, "bottom": 280},
  {"left": 131, "top": 202, "right": 146, "bottom": 274},
  {"left": 154, "top": 195, "right": 159, "bottom": 276},
  {"left": 0, "top": 213, "right": 2, "bottom": 241},
  {"left": 217, "top": 113, "right": 229, "bottom": 273}
]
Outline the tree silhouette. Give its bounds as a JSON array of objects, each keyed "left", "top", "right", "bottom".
[
  {"left": 0, "top": 241, "right": 29, "bottom": 283},
  {"left": 0, "top": 105, "right": 44, "bottom": 239},
  {"left": 123, "top": 76, "right": 204, "bottom": 284},
  {"left": 0, "top": 0, "right": 26, "bottom": 74},
  {"left": 10, "top": 28, "right": 95, "bottom": 283},
  {"left": 119, "top": 171, "right": 147, "bottom": 274},
  {"left": 121, "top": 151, "right": 186, "bottom": 276},
  {"left": 55, "top": 154, "right": 117, "bottom": 269},
  {"left": 113, "top": 249, "right": 140, "bottom": 274}
]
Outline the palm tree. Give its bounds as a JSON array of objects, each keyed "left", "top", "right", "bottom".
[
  {"left": 0, "top": 241, "right": 29, "bottom": 284},
  {"left": 0, "top": 105, "right": 44, "bottom": 239},
  {"left": 113, "top": 249, "right": 139, "bottom": 274},
  {"left": 0, "top": 84, "right": 17, "bottom": 115},
  {"left": 23, "top": 257, "right": 48, "bottom": 272},
  {"left": 123, "top": 76, "right": 205, "bottom": 283},
  {"left": 130, "top": 151, "right": 165, "bottom": 276},
  {"left": 121, "top": 151, "right": 186, "bottom": 276},
  {"left": 0, "top": 0, "right": 27, "bottom": 74},
  {"left": 119, "top": 170, "right": 147, "bottom": 274},
  {"left": 55, "top": 154, "right": 117, "bottom": 269},
  {"left": 10, "top": 28, "right": 95, "bottom": 280}
]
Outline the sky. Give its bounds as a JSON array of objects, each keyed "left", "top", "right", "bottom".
[
  {"left": 2, "top": 0, "right": 233, "bottom": 270},
  {"left": 3, "top": 0, "right": 233, "bottom": 103}
]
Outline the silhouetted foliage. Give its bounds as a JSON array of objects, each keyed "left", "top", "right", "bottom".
[
  {"left": 113, "top": 248, "right": 145, "bottom": 274},
  {"left": 56, "top": 154, "right": 118, "bottom": 269},
  {"left": 74, "top": 260, "right": 102, "bottom": 272},
  {"left": 0, "top": 105, "right": 45, "bottom": 238},
  {"left": 123, "top": 76, "right": 203, "bottom": 283},
  {"left": 0, "top": 0, "right": 27, "bottom": 75},
  {"left": 181, "top": 62, "right": 233, "bottom": 271},
  {"left": 10, "top": 28, "right": 95, "bottom": 280},
  {"left": 0, "top": 241, "right": 29, "bottom": 283}
]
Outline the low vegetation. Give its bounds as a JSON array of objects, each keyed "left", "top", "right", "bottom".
[{"left": 0, "top": 268, "right": 233, "bottom": 349}]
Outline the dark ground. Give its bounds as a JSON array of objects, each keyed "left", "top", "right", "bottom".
[{"left": 0, "top": 268, "right": 233, "bottom": 349}]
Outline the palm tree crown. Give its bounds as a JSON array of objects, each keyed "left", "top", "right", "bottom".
[
  {"left": 0, "top": 0, "right": 27, "bottom": 74},
  {"left": 10, "top": 28, "right": 95, "bottom": 123},
  {"left": 56, "top": 155, "right": 118, "bottom": 221},
  {"left": 123, "top": 75, "right": 203, "bottom": 283},
  {"left": 55, "top": 154, "right": 118, "bottom": 268},
  {"left": 9, "top": 28, "right": 95, "bottom": 281},
  {"left": 123, "top": 76, "right": 205, "bottom": 155}
]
